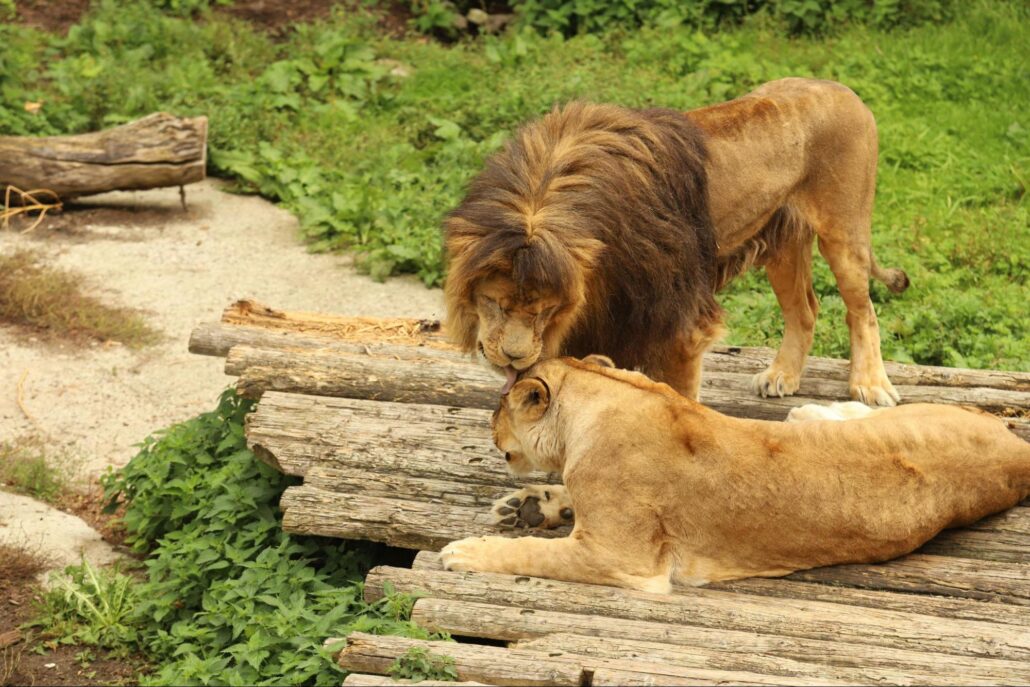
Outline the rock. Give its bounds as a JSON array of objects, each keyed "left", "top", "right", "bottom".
[{"left": 0, "top": 490, "right": 130, "bottom": 581}]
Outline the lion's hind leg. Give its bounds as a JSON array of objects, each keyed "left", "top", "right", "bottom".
[
  {"left": 492, "top": 484, "right": 574, "bottom": 529},
  {"left": 753, "top": 220, "right": 819, "bottom": 399},
  {"left": 817, "top": 235, "right": 900, "bottom": 407}
]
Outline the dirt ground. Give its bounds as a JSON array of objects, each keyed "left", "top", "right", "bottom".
[{"left": 0, "top": 179, "right": 442, "bottom": 479}]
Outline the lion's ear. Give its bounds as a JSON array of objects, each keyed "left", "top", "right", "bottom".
[
  {"left": 581, "top": 354, "right": 615, "bottom": 368},
  {"left": 509, "top": 378, "right": 551, "bottom": 420}
]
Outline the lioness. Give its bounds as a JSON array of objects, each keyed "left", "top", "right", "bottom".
[
  {"left": 445, "top": 78, "right": 908, "bottom": 407},
  {"left": 440, "top": 357, "right": 1030, "bottom": 591}
]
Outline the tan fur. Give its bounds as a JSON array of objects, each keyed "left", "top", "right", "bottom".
[
  {"left": 441, "top": 358, "right": 1030, "bottom": 592},
  {"left": 445, "top": 78, "right": 908, "bottom": 406}
]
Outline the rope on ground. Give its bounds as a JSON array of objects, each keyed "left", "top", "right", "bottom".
[{"left": 15, "top": 369, "right": 40, "bottom": 431}]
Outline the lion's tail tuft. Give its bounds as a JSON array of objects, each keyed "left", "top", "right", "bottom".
[{"left": 870, "top": 249, "right": 909, "bottom": 293}]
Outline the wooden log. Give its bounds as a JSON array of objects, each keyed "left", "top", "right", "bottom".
[
  {"left": 231, "top": 346, "right": 1030, "bottom": 437},
  {"left": 225, "top": 344, "right": 1030, "bottom": 414},
  {"left": 190, "top": 305, "right": 1030, "bottom": 393},
  {"left": 343, "top": 675, "right": 490, "bottom": 686},
  {"left": 333, "top": 631, "right": 849, "bottom": 687},
  {"left": 515, "top": 633, "right": 1003, "bottom": 687},
  {"left": 363, "top": 565, "right": 1030, "bottom": 661},
  {"left": 0, "top": 113, "right": 207, "bottom": 199},
  {"left": 336, "top": 632, "right": 582, "bottom": 687},
  {"left": 411, "top": 598, "right": 1030, "bottom": 683},
  {"left": 785, "top": 552, "right": 1030, "bottom": 598},
  {"left": 411, "top": 550, "right": 1030, "bottom": 616},
  {"left": 279, "top": 486, "right": 566, "bottom": 551}
]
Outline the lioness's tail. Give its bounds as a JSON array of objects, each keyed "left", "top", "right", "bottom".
[{"left": 870, "top": 249, "right": 909, "bottom": 293}]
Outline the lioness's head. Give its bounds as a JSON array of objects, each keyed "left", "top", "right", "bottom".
[{"left": 491, "top": 354, "right": 615, "bottom": 475}]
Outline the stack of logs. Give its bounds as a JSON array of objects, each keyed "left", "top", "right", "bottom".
[{"left": 190, "top": 300, "right": 1030, "bottom": 686}]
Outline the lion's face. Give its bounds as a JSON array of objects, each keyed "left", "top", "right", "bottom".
[
  {"left": 491, "top": 367, "right": 562, "bottom": 476},
  {"left": 473, "top": 275, "right": 567, "bottom": 384}
]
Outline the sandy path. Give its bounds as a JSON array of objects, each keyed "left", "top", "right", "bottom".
[{"left": 0, "top": 180, "right": 443, "bottom": 478}]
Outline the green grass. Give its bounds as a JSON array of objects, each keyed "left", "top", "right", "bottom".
[
  {"left": 0, "top": 0, "right": 1025, "bottom": 370},
  {"left": 0, "top": 437, "right": 71, "bottom": 503}
]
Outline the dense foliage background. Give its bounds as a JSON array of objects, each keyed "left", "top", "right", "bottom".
[{"left": 2, "top": 0, "right": 1027, "bottom": 369}]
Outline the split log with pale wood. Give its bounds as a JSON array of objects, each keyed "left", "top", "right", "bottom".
[
  {"left": 0, "top": 113, "right": 207, "bottom": 200},
  {"left": 188, "top": 299, "right": 1030, "bottom": 686}
]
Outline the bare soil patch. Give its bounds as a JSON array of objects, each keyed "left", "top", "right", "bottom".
[{"left": 10, "top": 0, "right": 91, "bottom": 34}]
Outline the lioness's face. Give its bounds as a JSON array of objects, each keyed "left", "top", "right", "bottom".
[
  {"left": 473, "top": 276, "right": 564, "bottom": 384},
  {"left": 491, "top": 372, "right": 560, "bottom": 475}
]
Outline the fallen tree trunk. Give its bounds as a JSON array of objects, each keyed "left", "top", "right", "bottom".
[{"left": 0, "top": 113, "right": 207, "bottom": 199}]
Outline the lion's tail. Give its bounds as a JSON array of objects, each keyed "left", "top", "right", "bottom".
[{"left": 870, "top": 249, "right": 909, "bottom": 293}]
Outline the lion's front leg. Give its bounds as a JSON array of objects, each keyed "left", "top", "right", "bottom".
[
  {"left": 440, "top": 535, "right": 672, "bottom": 593},
  {"left": 491, "top": 485, "right": 574, "bottom": 529}
]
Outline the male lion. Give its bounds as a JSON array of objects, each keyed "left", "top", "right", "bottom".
[
  {"left": 440, "top": 357, "right": 1030, "bottom": 591},
  {"left": 444, "top": 78, "right": 908, "bottom": 406}
]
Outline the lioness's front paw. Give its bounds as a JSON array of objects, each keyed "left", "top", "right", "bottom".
[
  {"left": 440, "top": 536, "right": 499, "bottom": 573},
  {"left": 751, "top": 367, "right": 801, "bottom": 398},
  {"left": 491, "top": 485, "right": 574, "bottom": 530},
  {"left": 849, "top": 375, "right": 900, "bottom": 407}
]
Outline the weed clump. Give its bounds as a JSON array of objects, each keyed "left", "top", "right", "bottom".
[
  {"left": 0, "top": 437, "right": 71, "bottom": 504},
  {"left": 0, "top": 250, "right": 158, "bottom": 348}
]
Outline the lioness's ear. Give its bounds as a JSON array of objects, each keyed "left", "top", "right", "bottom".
[
  {"left": 581, "top": 354, "right": 615, "bottom": 368},
  {"left": 509, "top": 378, "right": 551, "bottom": 420}
]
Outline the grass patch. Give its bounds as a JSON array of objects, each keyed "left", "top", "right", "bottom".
[
  {"left": 0, "top": 437, "right": 71, "bottom": 504},
  {"left": 0, "top": 250, "right": 159, "bottom": 348}
]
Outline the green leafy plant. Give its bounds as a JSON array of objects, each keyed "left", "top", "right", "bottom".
[
  {"left": 33, "top": 561, "right": 141, "bottom": 652},
  {"left": 389, "top": 646, "right": 459, "bottom": 682},
  {"left": 87, "top": 389, "right": 445, "bottom": 685}
]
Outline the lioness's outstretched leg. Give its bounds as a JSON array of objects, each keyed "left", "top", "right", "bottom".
[
  {"left": 753, "top": 233, "right": 819, "bottom": 398},
  {"left": 817, "top": 235, "right": 899, "bottom": 406},
  {"left": 440, "top": 533, "right": 672, "bottom": 593}
]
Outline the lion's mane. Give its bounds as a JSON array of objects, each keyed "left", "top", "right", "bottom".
[{"left": 444, "top": 101, "right": 720, "bottom": 371}]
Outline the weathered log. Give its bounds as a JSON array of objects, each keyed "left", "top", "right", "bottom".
[
  {"left": 515, "top": 633, "right": 1005, "bottom": 687},
  {"left": 786, "top": 546, "right": 1030, "bottom": 589},
  {"left": 343, "top": 675, "right": 490, "bottom": 686},
  {"left": 333, "top": 631, "right": 849, "bottom": 687},
  {"left": 410, "top": 598, "right": 1030, "bottom": 683},
  {"left": 0, "top": 113, "right": 207, "bottom": 199},
  {"left": 335, "top": 632, "right": 581, "bottom": 687},
  {"left": 190, "top": 302, "right": 1030, "bottom": 393},
  {"left": 229, "top": 345, "right": 1030, "bottom": 438},
  {"left": 363, "top": 565, "right": 1030, "bottom": 661},
  {"left": 411, "top": 550, "right": 1030, "bottom": 615},
  {"left": 279, "top": 487, "right": 566, "bottom": 551}
]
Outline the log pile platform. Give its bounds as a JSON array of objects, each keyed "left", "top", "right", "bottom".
[{"left": 191, "top": 300, "right": 1030, "bottom": 686}]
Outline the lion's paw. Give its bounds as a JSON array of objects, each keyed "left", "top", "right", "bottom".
[
  {"left": 850, "top": 375, "right": 900, "bottom": 407},
  {"left": 440, "top": 536, "right": 497, "bottom": 573},
  {"left": 751, "top": 367, "right": 801, "bottom": 398},
  {"left": 491, "top": 485, "right": 573, "bottom": 530}
]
